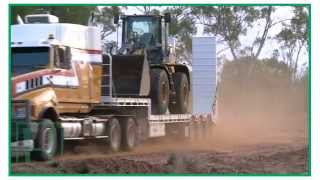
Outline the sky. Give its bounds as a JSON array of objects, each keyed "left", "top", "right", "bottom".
[{"left": 103, "top": 6, "right": 308, "bottom": 73}]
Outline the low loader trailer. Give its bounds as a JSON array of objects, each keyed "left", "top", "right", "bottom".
[{"left": 11, "top": 14, "right": 217, "bottom": 161}]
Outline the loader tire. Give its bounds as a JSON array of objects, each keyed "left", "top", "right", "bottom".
[
  {"left": 169, "top": 72, "right": 189, "bottom": 114},
  {"left": 107, "top": 118, "right": 121, "bottom": 152},
  {"left": 31, "top": 119, "right": 57, "bottom": 161},
  {"left": 121, "top": 118, "right": 137, "bottom": 151},
  {"left": 150, "top": 68, "right": 169, "bottom": 114}
]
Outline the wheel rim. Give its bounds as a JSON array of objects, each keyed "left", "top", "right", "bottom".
[{"left": 42, "top": 128, "right": 54, "bottom": 154}]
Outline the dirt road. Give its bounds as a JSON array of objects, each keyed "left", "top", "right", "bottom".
[
  {"left": 12, "top": 139, "right": 308, "bottom": 174},
  {"left": 12, "top": 120, "right": 308, "bottom": 175}
]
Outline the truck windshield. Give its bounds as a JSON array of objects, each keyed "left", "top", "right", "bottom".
[
  {"left": 12, "top": 47, "right": 49, "bottom": 76},
  {"left": 125, "top": 16, "right": 161, "bottom": 46}
]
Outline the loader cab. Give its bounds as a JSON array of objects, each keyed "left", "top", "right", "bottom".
[
  {"left": 122, "top": 16, "right": 161, "bottom": 49},
  {"left": 116, "top": 14, "right": 171, "bottom": 64}
]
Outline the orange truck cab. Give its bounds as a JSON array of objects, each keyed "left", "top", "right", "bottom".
[{"left": 11, "top": 14, "right": 103, "bottom": 159}]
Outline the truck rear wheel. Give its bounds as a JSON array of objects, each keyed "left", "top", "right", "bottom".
[
  {"left": 32, "top": 119, "right": 57, "bottom": 161},
  {"left": 169, "top": 72, "right": 189, "bottom": 114},
  {"left": 150, "top": 68, "right": 169, "bottom": 114},
  {"left": 107, "top": 118, "right": 121, "bottom": 152},
  {"left": 121, "top": 118, "right": 137, "bottom": 151}
]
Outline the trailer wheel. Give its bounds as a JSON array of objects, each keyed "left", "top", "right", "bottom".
[
  {"left": 107, "top": 118, "right": 121, "bottom": 152},
  {"left": 169, "top": 72, "right": 189, "bottom": 114},
  {"left": 150, "top": 68, "right": 169, "bottom": 114},
  {"left": 31, "top": 119, "right": 57, "bottom": 161},
  {"left": 121, "top": 118, "right": 137, "bottom": 151}
]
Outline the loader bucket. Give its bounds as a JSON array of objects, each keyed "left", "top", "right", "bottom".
[{"left": 111, "top": 55, "right": 150, "bottom": 97}]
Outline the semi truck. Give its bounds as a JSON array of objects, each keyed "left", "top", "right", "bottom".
[{"left": 11, "top": 13, "right": 217, "bottom": 161}]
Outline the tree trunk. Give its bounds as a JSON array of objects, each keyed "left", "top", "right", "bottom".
[{"left": 254, "top": 6, "right": 272, "bottom": 59}]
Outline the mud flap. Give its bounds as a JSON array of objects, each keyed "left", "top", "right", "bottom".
[{"left": 56, "top": 123, "right": 64, "bottom": 156}]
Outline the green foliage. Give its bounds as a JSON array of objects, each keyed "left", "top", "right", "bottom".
[
  {"left": 135, "top": 6, "right": 161, "bottom": 15},
  {"left": 190, "top": 6, "right": 274, "bottom": 60},
  {"left": 276, "top": 7, "right": 308, "bottom": 46},
  {"left": 275, "top": 6, "right": 308, "bottom": 78},
  {"left": 11, "top": 6, "right": 97, "bottom": 25},
  {"left": 164, "top": 7, "right": 197, "bottom": 60},
  {"left": 94, "top": 6, "right": 123, "bottom": 41}
]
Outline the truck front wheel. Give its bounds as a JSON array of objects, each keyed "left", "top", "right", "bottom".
[{"left": 32, "top": 119, "right": 57, "bottom": 161}]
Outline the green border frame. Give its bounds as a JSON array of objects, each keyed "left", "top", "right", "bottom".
[{"left": 8, "top": 3, "right": 312, "bottom": 176}]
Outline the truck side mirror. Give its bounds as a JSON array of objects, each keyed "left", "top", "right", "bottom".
[
  {"left": 114, "top": 15, "right": 119, "bottom": 24},
  {"left": 58, "top": 47, "right": 71, "bottom": 69},
  {"left": 65, "top": 47, "right": 72, "bottom": 62},
  {"left": 164, "top": 13, "right": 171, "bottom": 23}
]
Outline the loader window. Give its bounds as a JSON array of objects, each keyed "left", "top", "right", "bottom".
[
  {"left": 125, "top": 16, "right": 161, "bottom": 47},
  {"left": 12, "top": 47, "right": 49, "bottom": 76}
]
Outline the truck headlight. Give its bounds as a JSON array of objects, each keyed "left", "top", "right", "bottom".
[{"left": 12, "top": 101, "right": 30, "bottom": 119}]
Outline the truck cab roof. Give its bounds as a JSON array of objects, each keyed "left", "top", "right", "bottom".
[{"left": 11, "top": 23, "right": 101, "bottom": 51}]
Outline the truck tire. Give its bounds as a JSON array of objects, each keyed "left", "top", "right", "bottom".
[
  {"left": 150, "top": 68, "right": 169, "bottom": 114},
  {"left": 169, "top": 72, "right": 189, "bottom": 114},
  {"left": 121, "top": 118, "right": 136, "bottom": 151},
  {"left": 107, "top": 118, "right": 121, "bottom": 152},
  {"left": 31, "top": 119, "right": 57, "bottom": 161}
]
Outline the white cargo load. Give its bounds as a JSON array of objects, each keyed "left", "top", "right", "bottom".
[{"left": 192, "top": 37, "right": 217, "bottom": 117}]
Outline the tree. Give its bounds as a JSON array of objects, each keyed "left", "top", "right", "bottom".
[
  {"left": 276, "top": 6, "right": 308, "bottom": 79},
  {"left": 91, "top": 6, "right": 123, "bottom": 41},
  {"left": 190, "top": 6, "right": 276, "bottom": 60},
  {"left": 164, "top": 6, "right": 197, "bottom": 61},
  {"left": 133, "top": 6, "right": 161, "bottom": 15},
  {"left": 11, "top": 6, "right": 97, "bottom": 25},
  {"left": 251, "top": 6, "right": 273, "bottom": 58}
]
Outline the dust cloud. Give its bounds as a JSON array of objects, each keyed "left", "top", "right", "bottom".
[{"left": 60, "top": 58, "right": 309, "bottom": 158}]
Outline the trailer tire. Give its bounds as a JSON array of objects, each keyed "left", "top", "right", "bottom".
[
  {"left": 107, "top": 118, "right": 121, "bottom": 152},
  {"left": 169, "top": 72, "right": 189, "bottom": 114},
  {"left": 121, "top": 118, "right": 137, "bottom": 151},
  {"left": 31, "top": 119, "right": 57, "bottom": 161},
  {"left": 150, "top": 68, "right": 169, "bottom": 114}
]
